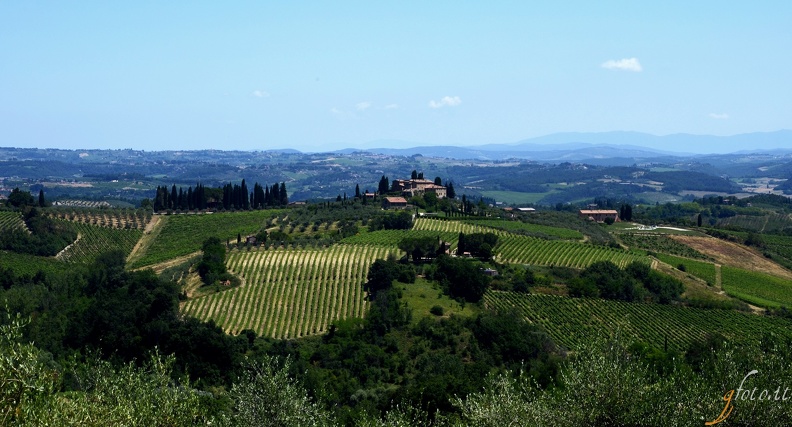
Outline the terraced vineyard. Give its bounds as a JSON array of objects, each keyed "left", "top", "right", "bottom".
[
  {"left": 721, "top": 266, "right": 792, "bottom": 308},
  {"left": 412, "top": 217, "right": 506, "bottom": 236},
  {"left": 182, "top": 244, "right": 393, "bottom": 338},
  {"left": 131, "top": 210, "right": 285, "bottom": 268},
  {"left": 762, "top": 234, "right": 792, "bottom": 263},
  {"left": 484, "top": 291, "right": 792, "bottom": 351},
  {"left": 56, "top": 221, "right": 142, "bottom": 264},
  {"left": 414, "top": 217, "right": 584, "bottom": 240},
  {"left": 0, "top": 211, "right": 27, "bottom": 233},
  {"left": 348, "top": 219, "right": 645, "bottom": 268},
  {"left": 655, "top": 253, "right": 717, "bottom": 285},
  {"left": 717, "top": 214, "right": 792, "bottom": 233},
  {"left": 47, "top": 208, "right": 152, "bottom": 230},
  {"left": 495, "top": 235, "right": 647, "bottom": 268},
  {"left": 462, "top": 219, "right": 584, "bottom": 239}
]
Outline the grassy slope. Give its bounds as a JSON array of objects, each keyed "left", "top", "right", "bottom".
[
  {"left": 400, "top": 277, "right": 479, "bottom": 323},
  {"left": 130, "top": 210, "right": 283, "bottom": 268},
  {"left": 721, "top": 266, "right": 792, "bottom": 309}
]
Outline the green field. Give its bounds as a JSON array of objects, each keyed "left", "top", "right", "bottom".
[
  {"left": 655, "top": 253, "right": 717, "bottom": 285},
  {"left": 721, "top": 266, "right": 792, "bottom": 308},
  {"left": 131, "top": 210, "right": 284, "bottom": 268},
  {"left": 480, "top": 190, "right": 551, "bottom": 205},
  {"left": 0, "top": 250, "right": 71, "bottom": 277},
  {"left": 484, "top": 291, "right": 792, "bottom": 351},
  {"left": 400, "top": 277, "right": 479, "bottom": 322},
  {"left": 182, "top": 244, "right": 393, "bottom": 338}
]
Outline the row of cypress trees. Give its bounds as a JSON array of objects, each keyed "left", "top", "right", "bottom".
[{"left": 152, "top": 180, "right": 288, "bottom": 211}]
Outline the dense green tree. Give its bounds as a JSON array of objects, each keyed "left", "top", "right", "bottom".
[
  {"left": 432, "top": 255, "right": 491, "bottom": 303},
  {"left": 378, "top": 175, "right": 389, "bottom": 194},
  {"left": 570, "top": 261, "right": 683, "bottom": 304},
  {"left": 365, "top": 259, "right": 399, "bottom": 294},
  {"left": 445, "top": 181, "right": 456, "bottom": 199},
  {"left": 6, "top": 188, "right": 35, "bottom": 208},
  {"left": 0, "top": 208, "right": 77, "bottom": 256},
  {"left": 398, "top": 235, "right": 440, "bottom": 263},
  {"left": 619, "top": 203, "right": 632, "bottom": 221},
  {"left": 279, "top": 182, "right": 288, "bottom": 205},
  {"left": 369, "top": 211, "right": 413, "bottom": 230},
  {"left": 197, "top": 237, "right": 227, "bottom": 285},
  {"left": 456, "top": 232, "right": 498, "bottom": 260}
]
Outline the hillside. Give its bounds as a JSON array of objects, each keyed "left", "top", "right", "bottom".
[{"left": 4, "top": 191, "right": 792, "bottom": 424}]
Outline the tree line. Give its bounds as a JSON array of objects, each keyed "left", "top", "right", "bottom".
[{"left": 152, "top": 180, "right": 288, "bottom": 211}]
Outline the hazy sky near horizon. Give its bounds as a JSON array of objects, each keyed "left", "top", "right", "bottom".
[{"left": 2, "top": 1, "right": 791, "bottom": 152}]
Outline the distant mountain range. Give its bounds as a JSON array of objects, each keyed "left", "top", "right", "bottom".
[{"left": 333, "top": 130, "right": 792, "bottom": 161}]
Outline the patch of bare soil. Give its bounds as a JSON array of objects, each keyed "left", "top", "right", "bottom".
[
  {"left": 669, "top": 235, "right": 792, "bottom": 280},
  {"left": 55, "top": 233, "right": 82, "bottom": 260},
  {"left": 137, "top": 251, "right": 202, "bottom": 274},
  {"left": 181, "top": 273, "right": 204, "bottom": 299},
  {"left": 143, "top": 214, "right": 161, "bottom": 233}
]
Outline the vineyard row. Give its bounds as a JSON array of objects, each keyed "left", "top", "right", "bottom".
[{"left": 181, "top": 245, "right": 393, "bottom": 339}]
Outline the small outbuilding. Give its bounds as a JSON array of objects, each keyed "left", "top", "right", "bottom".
[{"left": 382, "top": 196, "right": 408, "bottom": 209}]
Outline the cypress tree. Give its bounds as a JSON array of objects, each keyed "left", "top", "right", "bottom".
[
  {"left": 446, "top": 182, "right": 456, "bottom": 199},
  {"left": 279, "top": 182, "right": 288, "bottom": 205},
  {"left": 378, "top": 175, "right": 389, "bottom": 194},
  {"left": 241, "top": 179, "right": 249, "bottom": 210},
  {"left": 170, "top": 185, "right": 177, "bottom": 210}
]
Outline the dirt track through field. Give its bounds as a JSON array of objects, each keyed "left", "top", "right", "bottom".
[
  {"left": 126, "top": 214, "right": 162, "bottom": 266},
  {"left": 670, "top": 235, "right": 792, "bottom": 280},
  {"left": 141, "top": 251, "right": 202, "bottom": 274}
]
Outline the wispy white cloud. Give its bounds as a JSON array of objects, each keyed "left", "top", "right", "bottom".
[
  {"left": 252, "top": 90, "right": 270, "bottom": 98},
  {"left": 601, "top": 58, "right": 643, "bottom": 72},
  {"left": 429, "top": 96, "right": 462, "bottom": 109},
  {"left": 383, "top": 104, "right": 399, "bottom": 110},
  {"left": 356, "top": 101, "right": 371, "bottom": 111},
  {"left": 330, "top": 107, "right": 355, "bottom": 120},
  {"left": 709, "top": 113, "right": 730, "bottom": 120}
]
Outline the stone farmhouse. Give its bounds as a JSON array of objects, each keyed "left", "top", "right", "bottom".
[
  {"left": 391, "top": 179, "right": 447, "bottom": 199},
  {"left": 579, "top": 209, "right": 619, "bottom": 223}
]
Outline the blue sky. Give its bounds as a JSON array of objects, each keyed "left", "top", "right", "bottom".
[{"left": 1, "top": 1, "right": 790, "bottom": 152}]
